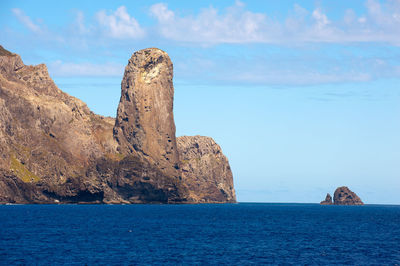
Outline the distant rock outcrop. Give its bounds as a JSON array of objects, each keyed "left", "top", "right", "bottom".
[
  {"left": 177, "top": 136, "right": 236, "bottom": 203},
  {"left": 320, "top": 187, "right": 363, "bottom": 205},
  {"left": 0, "top": 45, "right": 236, "bottom": 204},
  {"left": 333, "top": 186, "right": 363, "bottom": 205},
  {"left": 320, "top": 193, "right": 333, "bottom": 205}
]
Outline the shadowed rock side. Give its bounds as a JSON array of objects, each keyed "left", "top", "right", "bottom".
[
  {"left": 333, "top": 186, "right": 364, "bottom": 205},
  {"left": 320, "top": 193, "right": 333, "bottom": 205},
  {"left": 114, "top": 48, "right": 179, "bottom": 172},
  {"left": 177, "top": 136, "right": 236, "bottom": 203},
  {"left": 0, "top": 45, "right": 235, "bottom": 204},
  {"left": 0, "top": 45, "right": 116, "bottom": 203}
]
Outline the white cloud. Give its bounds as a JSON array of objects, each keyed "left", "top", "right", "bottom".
[
  {"left": 7, "top": 2, "right": 400, "bottom": 86},
  {"left": 96, "top": 6, "right": 145, "bottom": 39},
  {"left": 11, "top": 2, "right": 400, "bottom": 45},
  {"left": 149, "top": 2, "right": 270, "bottom": 43},
  {"left": 149, "top": 3, "right": 174, "bottom": 22},
  {"left": 12, "top": 8, "right": 42, "bottom": 33},
  {"left": 149, "top": 1, "right": 400, "bottom": 45},
  {"left": 312, "top": 8, "right": 330, "bottom": 29},
  {"left": 48, "top": 61, "right": 124, "bottom": 77},
  {"left": 172, "top": 48, "right": 400, "bottom": 86}
]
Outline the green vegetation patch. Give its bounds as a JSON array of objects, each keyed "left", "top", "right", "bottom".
[{"left": 10, "top": 155, "right": 41, "bottom": 183}]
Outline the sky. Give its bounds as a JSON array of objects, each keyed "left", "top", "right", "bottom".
[{"left": 1, "top": 0, "right": 399, "bottom": 204}]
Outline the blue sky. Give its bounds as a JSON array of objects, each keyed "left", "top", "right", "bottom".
[{"left": 1, "top": 0, "right": 399, "bottom": 203}]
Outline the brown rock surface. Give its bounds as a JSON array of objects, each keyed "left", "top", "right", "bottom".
[
  {"left": 0, "top": 46, "right": 235, "bottom": 204},
  {"left": 0, "top": 45, "right": 115, "bottom": 203},
  {"left": 177, "top": 136, "right": 236, "bottom": 203},
  {"left": 112, "top": 47, "right": 188, "bottom": 202},
  {"left": 114, "top": 48, "right": 179, "bottom": 171},
  {"left": 333, "top": 186, "right": 364, "bottom": 205},
  {"left": 320, "top": 193, "right": 333, "bottom": 205}
]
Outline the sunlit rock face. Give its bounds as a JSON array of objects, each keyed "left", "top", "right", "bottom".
[
  {"left": 0, "top": 46, "right": 235, "bottom": 204},
  {"left": 177, "top": 135, "right": 236, "bottom": 203},
  {"left": 114, "top": 48, "right": 180, "bottom": 178},
  {"left": 333, "top": 186, "right": 364, "bottom": 205},
  {"left": 0, "top": 45, "right": 118, "bottom": 203}
]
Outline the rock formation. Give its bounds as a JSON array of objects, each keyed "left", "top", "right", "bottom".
[
  {"left": 0, "top": 45, "right": 115, "bottom": 203},
  {"left": 177, "top": 136, "right": 236, "bottom": 203},
  {"left": 333, "top": 186, "right": 363, "bottom": 205},
  {"left": 320, "top": 193, "right": 333, "bottom": 205},
  {"left": 111, "top": 48, "right": 188, "bottom": 203},
  {"left": 0, "top": 45, "right": 235, "bottom": 204},
  {"left": 114, "top": 48, "right": 179, "bottom": 173}
]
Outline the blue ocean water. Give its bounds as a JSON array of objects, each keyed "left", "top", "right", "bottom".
[{"left": 0, "top": 203, "right": 399, "bottom": 265}]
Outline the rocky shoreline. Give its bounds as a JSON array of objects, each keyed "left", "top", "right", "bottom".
[{"left": 0, "top": 45, "right": 236, "bottom": 204}]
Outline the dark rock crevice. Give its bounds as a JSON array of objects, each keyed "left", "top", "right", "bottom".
[{"left": 42, "top": 190, "right": 104, "bottom": 204}]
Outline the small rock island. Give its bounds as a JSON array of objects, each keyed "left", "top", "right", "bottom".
[
  {"left": 320, "top": 186, "right": 364, "bottom": 205},
  {"left": 320, "top": 193, "right": 333, "bottom": 205},
  {"left": 0, "top": 45, "right": 236, "bottom": 204}
]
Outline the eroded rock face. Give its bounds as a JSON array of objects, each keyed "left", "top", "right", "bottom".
[
  {"left": 320, "top": 193, "right": 333, "bottom": 205},
  {"left": 112, "top": 47, "right": 188, "bottom": 202},
  {"left": 0, "top": 46, "right": 187, "bottom": 204},
  {"left": 0, "top": 46, "right": 235, "bottom": 204},
  {"left": 0, "top": 45, "right": 116, "bottom": 203},
  {"left": 333, "top": 186, "right": 363, "bottom": 205},
  {"left": 114, "top": 48, "right": 179, "bottom": 173},
  {"left": 177, "top": 136, "right": 236, "bottom": 203}
]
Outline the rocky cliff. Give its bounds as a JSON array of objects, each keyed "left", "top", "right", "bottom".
[
  {"left": 114, "top": 48, "right": 179, "bottom": 174},
  {"left": 320, "top": 187, "right": 363, "bottom": 205},
  {"left": 320, "top": 193, "right": 333, "bottom": 205},
  {"left": 0, "top": 45, "right": 236, "bottom": 204},
  {"left": 177, "top": 136, "right": 236, "bottom": 203},
  {"left": 333, "top": 186, "right": 363, "bottom": 205}
]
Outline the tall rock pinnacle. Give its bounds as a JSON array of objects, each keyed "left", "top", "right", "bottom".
[
  {"left": 114, "top": 48, "right": 179, "bottom": 171},
  {"left": 0, "top": 45, "right": 236, "bottom": 204}
]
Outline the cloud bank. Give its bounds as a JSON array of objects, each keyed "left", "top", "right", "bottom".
[
  {"left": 149, "top": 0, "right": 400, "bottom": 45},
  {"left": 6, "top": 1, "right": 400, "bottom": 85},
  {"left": 10, "top": 1, "right": 400, "bottom": 45}
]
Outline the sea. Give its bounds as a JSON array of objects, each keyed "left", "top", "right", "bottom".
[{"left": 0, "top": 203, "right": 399, "bottom": 265}]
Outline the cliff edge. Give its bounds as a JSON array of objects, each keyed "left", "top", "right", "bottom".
[
  {"left": 0, "top": 46, "right": 236, "bottom": 204},
  {"left": 177, "top": 135, "right": 236, "bottom": 203}
]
